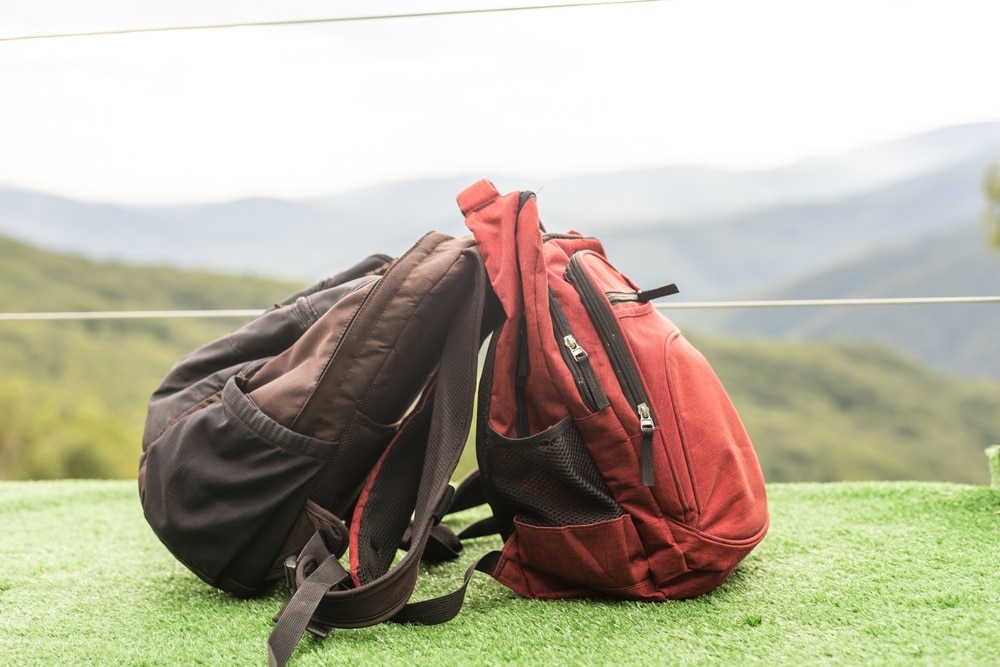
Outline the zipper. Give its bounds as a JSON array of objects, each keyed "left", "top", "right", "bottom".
[
  {"left": 514, "top": 316, "right": 530, "bottom": 438},
  {"left": 549, "top": 290, "right": 609, "bottom": 412},
  {"left": 606, "top": 291, "right": 639, "bottom": 304},
  {"left": 565, "top": 254, "right": 657, "bottom": 487},
  {"left": 606, "top": 283, "right": 679, "bottom": 304}
]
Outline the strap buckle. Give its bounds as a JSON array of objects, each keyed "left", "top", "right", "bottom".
[{"left": 283, "top": 554, "right": 299, "bottom": 594}]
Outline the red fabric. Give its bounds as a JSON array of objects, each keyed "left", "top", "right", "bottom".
[{"left": 461, "top": 180, "right": 769, "bottom": 601}]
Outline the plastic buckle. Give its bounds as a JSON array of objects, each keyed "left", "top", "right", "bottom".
[{"left": 283, "top": 554, "right": 299, "bottom": 594}]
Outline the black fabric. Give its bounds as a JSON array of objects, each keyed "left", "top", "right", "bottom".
[{"left": 141, "top": 375, "right": 340, "bottom": 596}]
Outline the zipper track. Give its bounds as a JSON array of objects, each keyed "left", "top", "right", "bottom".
[
  {"left": 606, "top": 291, "right": 639, "bottom": 304},
  {"left": 549, "top": 289, "right": 608, "bottom": 412},
  {"left": 566, "top": 256, "right": 649, "bottom": 410},
  {"left": 566, "top": 254, "right": 657, "bottom": 486}
]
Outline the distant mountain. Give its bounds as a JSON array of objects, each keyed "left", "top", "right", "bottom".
[
  {"left": 1, "top": 122, "right": 998, "bottom": 281},
  {"left": 0, "top": 189, "right": 416, "bottom": 280},
  {"left": 691, "top": 224, "right": 1000, "bottom": 379},
  {"left": 534, "top": 122, "right": 1000, "bottom": 228},
  {"left": 597, "top": 152, "right": 993, "bottom": 300}
]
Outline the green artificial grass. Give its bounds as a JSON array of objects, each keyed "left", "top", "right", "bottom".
[{"left": 1, "top": 481, "right": 998, "bottom": 666}]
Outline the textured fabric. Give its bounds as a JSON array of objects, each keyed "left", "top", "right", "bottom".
[{"left": 460, "top": 178, "right": 769, "bottom": 601}]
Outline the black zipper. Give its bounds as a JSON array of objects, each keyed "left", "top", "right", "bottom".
[
  {"left": 549, "top": 289, "right": 609, "bottom": 413},
  {"left": 565, "top": 254, "right": 657, "bottom": 487},
  {"left": 514, "top": 316, "right": 530, "bottom": 438}
]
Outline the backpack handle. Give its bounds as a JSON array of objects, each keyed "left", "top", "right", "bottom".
[{"left": 456, "top": 178, "right": 501, "bottom": 215}]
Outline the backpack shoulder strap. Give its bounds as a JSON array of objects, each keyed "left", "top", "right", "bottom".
[{"left": 267, "top": 241, "right": 489, "bottom": 667}]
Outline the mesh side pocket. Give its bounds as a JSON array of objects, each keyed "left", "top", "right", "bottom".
[{"left": 478, "top": 416, "right": 623, "bottom": 532}]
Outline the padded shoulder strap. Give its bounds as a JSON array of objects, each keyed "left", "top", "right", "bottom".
[{"left": 267, "top": 243, "right": 489, "bottom": 667}]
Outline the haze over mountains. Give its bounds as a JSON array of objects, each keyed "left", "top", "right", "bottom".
[{"left": 2, "top": 122, "right": 999, "bottom": 379}]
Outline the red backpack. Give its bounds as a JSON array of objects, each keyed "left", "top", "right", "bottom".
[{"left": 458, "top": 179, "right": 769, "bottom": 600}]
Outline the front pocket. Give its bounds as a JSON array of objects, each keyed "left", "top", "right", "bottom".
[
  {"left": 510, "top": 514, "right": 653, "bottom": 596},
  {"left": 477, "top": 416, "right": 623, "bottom": 536}
]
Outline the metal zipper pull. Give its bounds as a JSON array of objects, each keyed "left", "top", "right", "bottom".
[
  {"left": 563, "top": 334, "right": 588, "bottom": 362},
  {"left": 638, "top": 403, "right": 655, "bottom": 487}
]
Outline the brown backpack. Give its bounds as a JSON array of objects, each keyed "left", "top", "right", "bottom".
[{"left": 139, "top": 233, "right": 492, "bottom": 643}]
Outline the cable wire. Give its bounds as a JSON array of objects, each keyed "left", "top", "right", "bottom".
[
  {"left": 0, "top": 0, "right": 666, "bottom": 42},
  {"left": 655, "top": 296, "right": 1000, "bottom": 310},
  {"left": 1, "top": 296, "right": 997, "bottom": 321},
  {"left": 0, "top": 309, "right": 264, "bottom": 321}
]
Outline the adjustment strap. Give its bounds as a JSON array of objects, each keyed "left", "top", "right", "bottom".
[
  {"left": 267, "top": 532, "right": 351, "bottom": 667},
  {"left": 449, "top": 468, "right": 486, "bottom": 513},
  {"left": 390, "top": 551, "right": 502, "bottom": 626},
  {"left": 401, "top": 522, "right": 465, "bottom": 564},
  {"left": 457, "top": 517, "right": 500, "bottom": 540}
]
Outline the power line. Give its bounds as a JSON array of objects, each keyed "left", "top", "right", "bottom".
[
  {"left": 1, "top": 296, "right": 998, "bottom": 321},
  {"left": 0, "top": 1, "right": 666, "bottom": 42}
]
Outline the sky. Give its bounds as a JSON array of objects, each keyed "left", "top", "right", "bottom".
[{"left": 2, "top": 0, "right": 999, "bottom": 205}]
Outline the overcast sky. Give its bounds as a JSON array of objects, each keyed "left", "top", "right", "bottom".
[{"left": 2, "top": 0, "right": 998, "bottom": 204}]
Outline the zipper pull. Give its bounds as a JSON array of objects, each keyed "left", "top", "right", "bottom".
[
  {"left": 562, "top": 334, "right": 588, "bottom": 362},
  {"left": 637, "top": 283, "right": 679, "bottom": 303},
  {"left": 638, "top": 403, "right": 655, "bottom": 487}
]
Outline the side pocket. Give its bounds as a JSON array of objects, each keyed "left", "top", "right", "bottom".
[
  {"left": 141, "top": 376, "right": 338, "bottom": 596},
  {"left": 477, "top": 416, "right": 623, "bottom": 535}
]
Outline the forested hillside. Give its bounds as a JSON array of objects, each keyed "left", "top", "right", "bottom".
[
  {"left": 2, "top": 235, "right": 997, "bottom": 483},
  {"left": 0, "top": 236, "right": 302, "bottom": 478},
  {"left": 700, "top": 224, "right": 1000, "bottom": 379}
]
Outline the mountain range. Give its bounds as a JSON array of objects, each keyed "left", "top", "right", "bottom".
[{"left": 2, "top": 121, "right": 999, "bottom": 379}]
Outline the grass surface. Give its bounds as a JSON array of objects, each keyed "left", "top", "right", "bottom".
[{"left": 1, "top": 480, "right": 998, "bottom": 666}]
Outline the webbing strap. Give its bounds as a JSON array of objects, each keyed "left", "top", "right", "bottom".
[
  {"left": 390, "top": 551, "right": 502, "bottom": 625},
  {"left": 267, "top": 533, "right": 351, "bottom": 667}
]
